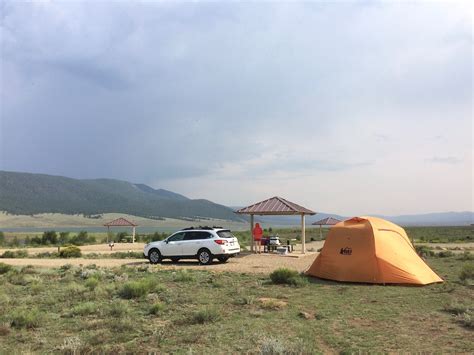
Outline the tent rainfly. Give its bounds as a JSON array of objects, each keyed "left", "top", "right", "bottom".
[
  {"left": 235, "top": 196, "right": 316, "bottom": 254},
  {"left": 306, "top": 216, "right": 443, "bottom": 285},
  {"left": 104, "top": 217, "right": 138, "bottom": 243},
  {"left": 312, "top": 217, "right": 341, "bottom": 239}
]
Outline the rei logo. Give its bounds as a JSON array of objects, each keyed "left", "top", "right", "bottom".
[{"left": 340, "top": 247, "right": 352, "bottom": 255}]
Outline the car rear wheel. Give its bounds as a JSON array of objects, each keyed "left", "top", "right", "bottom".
[
  {"left": 217, "top": 256, "right": 229, "bottom": 263},
  {"left": 148, "top": 249, "right": 162, "bottom": 264},
  {"left": 197, "top": 249, "right": 213, "bottom": 265}
]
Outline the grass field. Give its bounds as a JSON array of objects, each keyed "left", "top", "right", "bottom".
[
  {"left": 0, "top": 255, "right": 472, "bottom": 353},
  {"left": 1, "top": 226, "right": 472, "bottom": 250}
]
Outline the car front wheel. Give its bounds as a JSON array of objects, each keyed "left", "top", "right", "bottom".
[
  {"left": 197, "top": 249, "right": 213, "bottom": 265},
  {"left": 148, "top": 249, "right": 162, "bottom": 264}
]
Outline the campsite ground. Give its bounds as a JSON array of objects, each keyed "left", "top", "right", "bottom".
[
  {"left": 0, "top": 254, "right": 473, "bottom": 353},
  {"left": 0, "top": 226, "right": 472, "bottom": 353}
]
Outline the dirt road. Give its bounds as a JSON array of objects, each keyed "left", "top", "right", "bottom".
[
  {"left": 0, "top": 252, "right": 317, "bottom": 274},
  {"left": 0, "top": 243, "right": 147, "bottom": 255},
  {"left": 1, "top": 240, "right": 471, "bottom": 273}
]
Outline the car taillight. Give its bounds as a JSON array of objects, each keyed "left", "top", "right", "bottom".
[{"left": 214, "top": 240, "right": 228, "bottom": 245}]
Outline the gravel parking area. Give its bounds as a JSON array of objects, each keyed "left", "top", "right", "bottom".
[{"left": 0, "top": 246, "right": 321, "bottom": 274}]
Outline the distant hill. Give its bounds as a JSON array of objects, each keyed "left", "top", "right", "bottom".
[
  {"left": 377, "top": 211, "right": 474, "bottom": 226},
  {"left": 231, "top": 208, "right": 473, "bottom": 226},
  {"left": 0, "top": 171, "right": 244, "bottom": 222}
]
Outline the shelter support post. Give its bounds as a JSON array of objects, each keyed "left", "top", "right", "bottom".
[
  {"left": 301, "top": 214, "right": 306, "bottom": 254},
  {"left": 107, "top": 226, "right": 110, "bottom": 244},
  {"left": 132, "top": 227, "right": 136, "bottom": 244},
  {"left": 250, "top": 214, "right": 254, "bottom": 252}
]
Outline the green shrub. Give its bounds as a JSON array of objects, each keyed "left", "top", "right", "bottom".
[
  {"left": 149, "top": 302, "right": 165, "bottom": 315},
  {"left": 456, "top": 310, "right": 473, "bottom": 329},
  {"left": 0, "top": 250, "right": 28, "bottom": 258},
  {"left": 41, "top": 230, "right": 58, "bottom": 245},
  {"left": 30, "top": 236, "right": 42, "bottom": 245},
  {"left": 20, "top": 265, "right": 36, "bottom": 274},
  {"left": 85, "top": 277, "right": 99, "bottom": 291},
  {"left": 108, "top": 251, "right": 144, "bottom": 259},
  {"left": 59, "top": 264, "right": 73, "bottom": 272},
  {"left": 8, "top": 274, "right": 29, "bottom": 286},
  {"left": 234, "top": 295, "right": 255, "bottom": 306},
  {"left": 70, "top": 231, "right": 96, "bottom": 246},
  {"left": 118, "top": 278, "right": 159, "bottom": 299},
  {"left": 36, "top": 251, "right": 59, "bottom": 258},
  {"left": 459, "top": 263, "right": 474, "bottom": 283},
  {"left": 414, "top": 245, "right": 435, "bottom": 257},
  {"left": 173, "top": 270, "right": 195, "bottom": 282},
  {"left": 70, "top": 302, "right": 98, "bottom": 316},
  {"left": 270, "top": 268, "right": 307, "bottom": 287},
  {"left": 108, "top": 318, "right": 134, "bottom": 333},
  {"left": 141, "top": 232, "right": 167, "bottom": 243},
  {"left": 59, "top": 246, "right": 82, "bottom": 258},
  {"left": 444, "top": 302, "right": 469, "bottom": 315},
  {"left": 438, "top": 250, "right": 454, "bottom": 258},
  {"left": 108, "top": 301, "right": 130, "bottom": 317},
  {"left": 0, "top": 232, "right": 4, "bottom": 246},
  {"left": 0, "top": 263, "right": 12, "bottom": 274},
  {"left": 58, "top": 232, "right": 70, "bottom": 245},
  {"left": 10, "top": 308, "right": 42, "bottom": 329},
  {"left": 259, "top": 337, "right": 287, "bottom": 355},
  {"left": 8, "top": 237, "right": 19, "bottom": 247},
  {"left": 190, "top": 307, "right": 220, "bottom": 324},
  {"left": 64, "top": 282, "right": 87, "bottom": 297},
  {"left": 458, "top": 251, "right": 474, "bottom": 261}
]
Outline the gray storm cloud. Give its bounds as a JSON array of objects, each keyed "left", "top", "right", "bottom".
[{"left": 0, "top": 1, "right": 471, "bottom": 214}]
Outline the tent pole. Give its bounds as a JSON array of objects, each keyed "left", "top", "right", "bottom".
[
  {"left": 107, "top": 226, "right": 109, "bottom": 244},
  {"left": 250, "top": 214, "right": 254, "bottom": 252},
  {"left": 132, "top": 226, "right": 136, "bottom": 244},
  {"left": 301, "top": 214, "right": 306, "bottom": 254}
]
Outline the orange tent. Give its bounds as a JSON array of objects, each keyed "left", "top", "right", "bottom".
[{"left": 306, "top": 216, "right": 443, "bottom": 285}]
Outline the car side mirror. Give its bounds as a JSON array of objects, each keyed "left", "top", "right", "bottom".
[{"left": 165, "top": 240, "right": 169, "bottom": 244}]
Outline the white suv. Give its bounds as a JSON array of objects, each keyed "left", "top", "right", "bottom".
[{"left": 143, "top": 227, "right": 241, "bottom": 265}]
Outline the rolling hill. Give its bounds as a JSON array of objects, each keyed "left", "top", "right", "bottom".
[{"left": 0, "top": 171, "right": 244, "bottom": 222}]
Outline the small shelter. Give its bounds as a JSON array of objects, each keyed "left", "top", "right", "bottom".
[
  {"left": 312, "top": 217, "right": 341, "bottom": 239},
  {"left": 235, "top": 196, "right": 316, "bottom": 254},
  {"left": 104, "top": 217, "right": 138, "bottom": 243},
  {"left": 306, "top": 216, "right": 443, "bottom": 285}
]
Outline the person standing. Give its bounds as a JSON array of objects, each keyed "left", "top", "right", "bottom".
[{"left": 252, "top": 222, "right": 263, "bottom": 254}]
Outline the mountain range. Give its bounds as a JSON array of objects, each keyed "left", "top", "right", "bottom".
[
  {"left": 0, "top": 171, "right": 244, "bottom": 222},
  {"left": 0, "top": 171, "right": 472, "bottom": 226},
  {"left": 253, "top": 212, "right": 473, "bottom": 226}
]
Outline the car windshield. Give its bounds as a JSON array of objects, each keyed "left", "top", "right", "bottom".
[{"left": 217, "top": 230, "right": 234, "bottom": 239}]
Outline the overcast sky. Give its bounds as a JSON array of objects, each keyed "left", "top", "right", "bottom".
[{"left": 1, "top": 1, "right": 472, "bottom": 215}]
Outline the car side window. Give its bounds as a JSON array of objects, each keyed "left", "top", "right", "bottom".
[
  {"left": 195, "top": 232, "right": 212, "bottom": 240},
  {"left": 183, "top": 232, "right": 212, "bottom": 240},
  {"left": 183, "top": 232, "right": 194, "bottom": 241},
  {"left": 183, "top": 232, "right": 195, "bottom": 241},
  {"left": 168, "top": 233, "right": 185, "bottom": 242}
]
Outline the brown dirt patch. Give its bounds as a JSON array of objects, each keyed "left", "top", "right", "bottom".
[
  {"left": 0, "top": 251, "right": 317, "bottom": 274},
  {"left": 258, "top": 298, "right": 288, "bottom": 310}
]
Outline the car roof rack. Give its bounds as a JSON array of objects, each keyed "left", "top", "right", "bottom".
[{"left": 181, "top": 226, "right": 224, "bottom": 231}]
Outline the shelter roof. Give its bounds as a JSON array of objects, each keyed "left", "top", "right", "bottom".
[
  {"left": 104, "top": 217, "right": 138, "bottom": 227},
  {"left": 235, "top": 196, "right": 316, "bottom": 215},
  {"left": 312, "top": 217, "right": 341, "bottom": 226}
]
